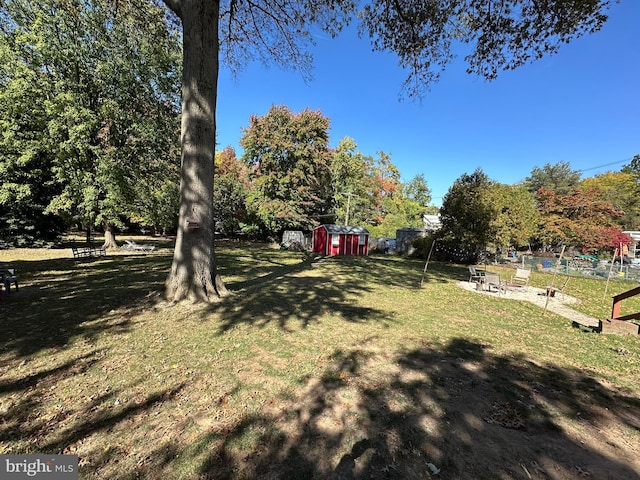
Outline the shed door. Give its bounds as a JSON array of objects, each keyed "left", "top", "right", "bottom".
[
  {"left": 331, "top": 234, "right": 340, "bottom": 255},
  {"left": 312, "top": 228, "right": 326, "bottom": 254},
  {"left": 343, "top": 235, "right": 352, "bottom": 255}
]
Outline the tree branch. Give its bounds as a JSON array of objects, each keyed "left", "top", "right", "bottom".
[{"left": 161, "top": 0, "right": 182, "bottom": 17}]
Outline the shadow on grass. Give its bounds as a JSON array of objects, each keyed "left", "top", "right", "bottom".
[
  {"left": 0, "top": 345, "right": 185, "bottom": 463},
  {"left": 40, "top": 382, "right": 186, "bottom": 455},
  {"left": 0, "top": 243, "right": 463, "bottom": 355},
  {"left": 208, "top": 254, "right": 433, "bottom": 332},
  {"left": 0, "top": 253, "right": 171, "bottom": 357},
  {"left": 207, "top": 253, "right": 469, "bottom": 333},
  {"left": 138, "top": 337, "right": 640, "bottom": 480},
  {"left": 0, "top": 351, "right": 103, "bottom": 445},
  {"left": 2, "top": 245, "right": 638, "bottom": 478}
]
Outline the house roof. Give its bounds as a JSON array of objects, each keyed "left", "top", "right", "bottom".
[
  {"left": 318, "top": 224, "right": 369, "bottom": 235},
  {"left": 423, "top": 214, "right": 442, "bottom": 229},
  {"left": 623, "top": 231, "right": 640, "bottom": 243}
]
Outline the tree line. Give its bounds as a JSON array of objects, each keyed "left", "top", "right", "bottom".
[
  {"left": 0, "top": 1, "right": 433, "bottom": 247},
  {"left": 0, "top": 0, "right": 182, "bottom": 248},
  {"left": 436, "top": 158, "right": 640, "bottom": 262},
  {"left": 0, "top": 0, "right": 636, "bottom": 256},
  {"left": 1, "top": 0, "right": 620, "bottom": 301},
  {"left": 216, "top": 105, "right": 435, "bottom": 241}
]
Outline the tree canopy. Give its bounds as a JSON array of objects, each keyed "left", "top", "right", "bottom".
[
  {"left": 330, "top": 137, "right": 371, "bottom": 226},
  {"left": 621, "top": 154, "right": 640, "bottom": 176},
  {"left": 359, "top": 0, "right": 610, "bottom": 96},
  {"left": 580, "top": 171, "right": 640, "bottom": 231},
  {"left": 536, "top": 185, "right": 626, "bottom": 253},
  {"left": 240, "top": 105, "right": 333, "bottom": 235},
  {"left": 523, "top": 161, "right": 582, "bottom": 196},
  {"left": 438, "top": 168, "right": 495, "bottom": 261},
  {"left": 0, "top": 0, "right": 182, "bottom": 246},
  {"left": 485, "top": 183, "right": 539, "bottom": 251}
]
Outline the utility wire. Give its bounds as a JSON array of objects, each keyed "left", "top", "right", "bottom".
[{"left": 577, "top": 156, "right": 635, "bottom": 174}]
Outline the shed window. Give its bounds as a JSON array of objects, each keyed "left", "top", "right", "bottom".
[
  {"left": 358, "top": 234, "right": 366, "bottom": 246},
  {"left": 331, "top": 234, "right": 340, "bottom": 247}
]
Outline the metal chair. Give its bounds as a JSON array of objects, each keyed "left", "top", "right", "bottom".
[
  {"left": 1, "top": 268, "right": 18, "bottom": 295},
  {"left": 510, "top": 268, "right": 531, "bottom": 288}
]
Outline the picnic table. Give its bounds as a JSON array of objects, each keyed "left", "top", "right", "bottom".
[{"left": 72, "top": 246, "right": 106, "bottom": 259}]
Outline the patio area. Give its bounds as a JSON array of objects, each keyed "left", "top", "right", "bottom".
[{"left": 458, "top": 281, "right": 600, "bottom": 328}]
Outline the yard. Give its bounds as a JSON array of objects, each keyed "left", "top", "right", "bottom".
[{"left": 0, "top": 240, "right": 639, "bottom": 479}]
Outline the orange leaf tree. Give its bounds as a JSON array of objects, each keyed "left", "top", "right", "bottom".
[{"left": 537, "top": 186, "right": 626, "bottom": 253}]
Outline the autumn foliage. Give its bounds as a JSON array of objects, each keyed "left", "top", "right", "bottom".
[{"left": 536, "top": 186, "right": 626, "bottom": 253}]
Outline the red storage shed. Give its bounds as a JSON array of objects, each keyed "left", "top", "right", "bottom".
[{"left": 312, "top": 224, "right": 370, "bottom": 256}]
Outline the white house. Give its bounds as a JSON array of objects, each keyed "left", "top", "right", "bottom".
[
  {"left": 423, "top": 214, "right": 441, "bottom": 231},
  {"left": 623, "top": 231, "right": 640, "bottom": 257}
]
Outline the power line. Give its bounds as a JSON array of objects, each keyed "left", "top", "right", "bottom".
[{"left": 577, "top": 156, "right": 635, "bottom": 174}]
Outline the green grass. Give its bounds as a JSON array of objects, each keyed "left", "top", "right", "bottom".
[{"left": 0, "top": 240, "right": 639, "bottom": 479}]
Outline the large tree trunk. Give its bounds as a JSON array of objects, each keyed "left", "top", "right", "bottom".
[
  {"left": 102, "top": 222, "right": 119, "bottom": 250},
  {"left": 165, "top": 0, "right": 227, "bottom": 302}
]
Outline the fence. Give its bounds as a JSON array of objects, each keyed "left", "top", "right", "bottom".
[{"left": 485, "top": 255, "right": 640, "bottom": 282}]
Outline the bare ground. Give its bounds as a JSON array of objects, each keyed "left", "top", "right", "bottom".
[{"left": 201, "top": 338, "right": 640, "bottom": 480}]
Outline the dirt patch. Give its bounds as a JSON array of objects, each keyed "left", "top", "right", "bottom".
[{"left": 191, "top": 340, "right": 640, "bottom": 480}]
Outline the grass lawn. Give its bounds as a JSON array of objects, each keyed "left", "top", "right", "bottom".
[{"left": 0, "top": 239, "right": 639, "bottom": 479}]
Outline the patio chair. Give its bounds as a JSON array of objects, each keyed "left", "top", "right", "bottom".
[
  {"left": 468, "top": 265, "right": 485, "bottom": 283},
  {"left": 1, "top": 268, "right": 18, "bottom": 295},
  {"left": 510, "top": 268, "right": 531, "bottom": 288},
  {"left": 123, "top": 240, "right": 155, "bottom": 252},
  {"left": 483, "top": 272, "right": 506, "bottom": 294}
]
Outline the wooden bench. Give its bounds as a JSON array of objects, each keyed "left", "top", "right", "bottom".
[{"left": 72, "top": 246, "right": 106, "bottom": 259}]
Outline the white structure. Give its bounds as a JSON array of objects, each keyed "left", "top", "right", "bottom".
[
  {"left": 623, "top": 231, "right": 640, "bottom": 257},
  {"left": 391, "top": 214, "right": 440, "bottom": 255},
  {"left": 423, "top": 214, "right": 441, "bottom": 231}
]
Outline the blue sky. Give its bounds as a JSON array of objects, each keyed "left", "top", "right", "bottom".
[{"left": 216, "top": 2, "right": 639, "bottom": 207}]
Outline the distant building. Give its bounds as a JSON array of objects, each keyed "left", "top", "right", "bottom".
[
  {"left": 423, "top": 214, "right": 441, "bottom": 231},
  {"left": 396, "top": 228, "right": 428, "bottom": 255},
  {"left": 393, "top": 214, "right": 441, "bottom": 255},
  {"left": 623, "top": 231, "right": 640, "bottom": 257}
]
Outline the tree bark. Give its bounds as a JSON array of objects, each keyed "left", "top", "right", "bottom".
[
  {"left": 164, "top": 0, "right": 228, "bottom": 302},
  {"left": 102, "top": 222, "right": 119, "bottom": 250}
]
